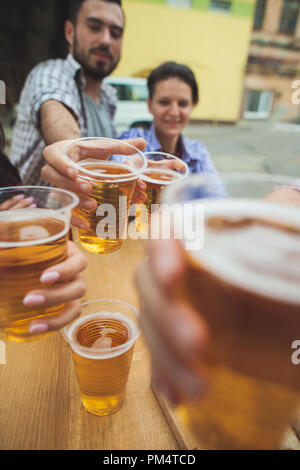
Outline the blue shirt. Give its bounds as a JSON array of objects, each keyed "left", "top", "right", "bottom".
[{"left": 119, "top": 124, "right": 218, "bottom": 175}]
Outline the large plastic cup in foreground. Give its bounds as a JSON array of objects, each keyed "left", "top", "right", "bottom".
[
  {"left": 0, "top": 186, "right": 79, "bottom": 342},
  {"left": 64, "top": 138, "right": 147, "bottom": 254},
  {"left": 62, "top": 299, "right": 140, "bottom": 416},
  {"left": 162, "top": 172, "right": 300, "bottom": 449}
]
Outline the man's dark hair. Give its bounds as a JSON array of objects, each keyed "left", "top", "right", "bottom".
[
  {"left": 147, "top": 61, "right": 199, "bottom": 105},
  {"left": 69, "top": 0, "right": 123, "bottom": 25}
]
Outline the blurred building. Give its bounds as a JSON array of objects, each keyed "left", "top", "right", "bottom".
[
  {"left": 118, "top": 0, "right": 256, "bottom": 123},
  {"left": 243, "top": 0, "right": 300, "bottom": 121},
  {"left": 1, "top": 0, "right": 256, "bottom": 124},
  {"left": 0, "top": 0, "right": 69, "bottom": 115}
]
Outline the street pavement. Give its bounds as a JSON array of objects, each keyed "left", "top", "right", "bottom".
[
  {"left": 184, "top": 120, "right": 300, "bottom": 178},
  {"left": 4, "top": 119, "right": 300, "bottom": 178}
]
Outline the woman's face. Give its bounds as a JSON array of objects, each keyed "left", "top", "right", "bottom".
[{"left": 147, "top": 77, "right": 194, "bottom": 139}]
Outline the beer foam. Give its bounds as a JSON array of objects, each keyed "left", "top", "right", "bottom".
[
  {"left": 92, "top": 336, "right": 113, "bottom": 349},
  {"left": 19, "top": 225, "right": 50, "bottom": 241},
  {"left": 0, "top": 209, "right": 68, "bottom": 247},
  {"left": 67, "top": 311, "right": 139, "bottom": 359},
  {"left": 142, "top": 168, "right": 183, "bottom": 185},
  {"left": 78, "top": 159, "right": 140, "bottom": 182},
  {"left": 187, "top": 199, "right": 300, "bottom": 304}
]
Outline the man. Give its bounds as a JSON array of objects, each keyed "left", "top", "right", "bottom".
[{"left": 11, "top": 0, "right": 125, "bottom": 187}]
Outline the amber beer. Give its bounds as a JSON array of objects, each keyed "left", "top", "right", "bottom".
[
  {"left": 175, "top": 198, "right": 300, "bottom": 449},
  {"left": 142, "top": 168, "right": 182, "bottom": 211},
  {"left": 64, "top": 137, "right": 147, "bottom": 255},
  {"left": 135, "top": 152, "right": 188, "bottom": 235},
  {"left": 63, "top": 299, "right": 140, "bottom": 416},
  {"left": 0, "top": 186, "right": 78, "bottom": 342},
  {"left": 0, "top": 210, "right": 69, "bottom": 342},
  {"left": 76, "top": 160, "right": 138, "bottom": 254}
]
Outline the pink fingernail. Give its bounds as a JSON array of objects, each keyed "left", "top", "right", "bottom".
[
  {"left": 40, "top": 271, "right": 60, "bottom": 283},
  {"left": 29, "top": 323, "right": 49, "bottom": 334},
  {"left": 79, "top": 183, "right": 90, "bottom": 194},
  {"left": 67, "top": 167, "right": 77, "bottom": 179},
  {"left": 23, "top": 294, "right": 45, "bottom": 306}
]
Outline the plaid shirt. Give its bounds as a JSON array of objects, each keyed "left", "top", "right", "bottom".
[
  {"left": 10, "top": 54, "right": 118, "bottom": 186},
  {"left": 119, "top": 124, "right": 218, "bottom": 174}
]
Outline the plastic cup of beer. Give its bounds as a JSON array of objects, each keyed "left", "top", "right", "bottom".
[
  {"left": 62, "top": 298, "right": 140, "bottom": 416},
  {"left": 0, "top": 186, "right": 79, "bottom": 342},
  {"left": 136, "top": 151, "right": 189, "bottom": 234},
  {"left": 162, "top": 172, "right": 300, "bottom": 449},
  {"left": 64, "top": 137, "right": 147, "bottom": 254}
]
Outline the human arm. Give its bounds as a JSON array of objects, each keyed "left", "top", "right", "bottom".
[
  {"left": 40, "top": 100, "right": 81, "bottom": 145},
  {"left": 135, "top": 235, "right": 209, "bottom": 405}
]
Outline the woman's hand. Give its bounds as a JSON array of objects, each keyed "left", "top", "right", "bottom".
[
  {"left": 23, "top": 241, "right": 88, "bottom": 334},
  {"left": 0, "top": 194, "right": 37, "bottom": 211}
]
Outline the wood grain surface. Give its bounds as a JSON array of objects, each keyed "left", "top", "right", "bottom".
[
  {"left": 1, "top": 229, "right": 300, "bottom": 450},
  {"left": 0, "top": 235, "right": 179, "bottom": 450}
]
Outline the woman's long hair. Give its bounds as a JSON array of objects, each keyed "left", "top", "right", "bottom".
[{"left": 0, "top": 122, "right": 22, "bottom": 187}]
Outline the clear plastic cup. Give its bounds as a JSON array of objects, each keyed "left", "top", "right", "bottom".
[
  {"left": 0, "top": 186, "right": 78, "bottom": 342},
  {"left": 64, "top": 137, "right": 147, "bottom": 254},
  {"left": 62, "top": 298, "right": 141, "bottom": 416}
]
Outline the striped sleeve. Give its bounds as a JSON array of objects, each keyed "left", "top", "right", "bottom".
[{"left": 29, "top": 62, "right": 81, "bottom": 126}]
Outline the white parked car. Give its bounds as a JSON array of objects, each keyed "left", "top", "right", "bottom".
[{"left": 104, "top": 77, "right": 153, "bottom": 134}]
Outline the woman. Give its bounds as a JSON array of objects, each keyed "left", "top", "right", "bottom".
[
  {"left": 0, "top": 122, "right": 87, "bottom": 335},
  {"left": 120, "top": 61, "right": 217, "bottom": 174}
]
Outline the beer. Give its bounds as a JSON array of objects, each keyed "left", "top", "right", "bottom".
[
  {"left": 177, "top": 198, "right": 300, "bottom": 449},
  {"left": 134, "top": 168, "right": 186, "bottom": 236},
  {"left": 0, "top": 210, "right": 68, "bottom": 342},
  {"left": 64, "top": 137, "right": 147, "bottom": 254},
  {"left": 142, "top": 168, "right": 182, "bottom": 211},
  {"left": 76, "top": 161, "right": 139, "bottom": 254},
  {"left": 67, "top": 311, "right": 139, "bottom": 416},
  {"left": 133, "top": 152, "right": 189, "bottom": 236}
]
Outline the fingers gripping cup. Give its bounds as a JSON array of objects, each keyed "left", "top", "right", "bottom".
[
  {"left": 62, "top": 299, "right": 140, "bottom": 416},
  {"left": 136, "top": 151, "right": 189, "bottom": 234},
  {"left": 64, "top": 138, "right": 147, "bottom": 254},
  {"left": 0, "top": 186, "right": 78, "bottom": 342},
  {"left": 163, "top": 173, "right": 300, "bottom": 450}
]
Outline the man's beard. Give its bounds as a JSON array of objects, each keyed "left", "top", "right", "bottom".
[{"left": 73, "top": 37, "right": 119, "bottom": 81}]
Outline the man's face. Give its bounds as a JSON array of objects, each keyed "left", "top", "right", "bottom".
[{"left": 67, "top": 0, "right": 124, "bottom": 80}]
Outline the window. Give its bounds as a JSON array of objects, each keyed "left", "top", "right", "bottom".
[
  {"left": 253, "top": 0, "right": 266, "bottom": 29},
  {"left": 167, "top": 0, "right": 192, "bottom": 8},
  {"left": 209, "top": 0, "right": 232, "bottom": 13},
  {"left": 111, "top": 84, "right": 148, "bottom": 102},
  {"left": 279, "top": 0, "right": 300, "bottom": 35},
  {"left": 243, "top": 90, "right": 274, "bottom": 120}
]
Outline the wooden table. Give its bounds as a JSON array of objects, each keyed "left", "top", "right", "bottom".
[
  {"left": 0, "top": 235, "right": 179, "bottom": 450},
  {"left": 1, "top": 231, "right": 300, "bottom": 450}
]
